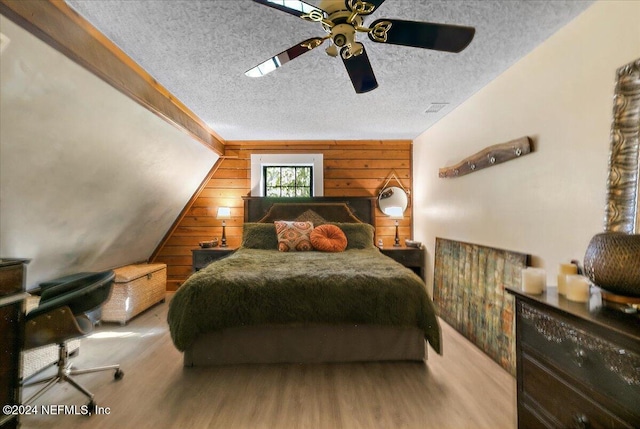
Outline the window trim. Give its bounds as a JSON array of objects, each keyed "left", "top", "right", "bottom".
[{"left": 250, "top": 154, "right": 324, "bottom": 197}]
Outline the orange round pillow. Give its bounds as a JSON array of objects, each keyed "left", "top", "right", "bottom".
[{"left": 310, "top": 224, "right": 347, "bottom": 252}]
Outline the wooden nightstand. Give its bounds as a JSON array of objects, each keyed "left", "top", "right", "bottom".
[
  {"left": 191, "top": 248, "right": 236, "bottom": 272},
  {"left": 380, "top": 246, "right": 425, "bottom": 282}
]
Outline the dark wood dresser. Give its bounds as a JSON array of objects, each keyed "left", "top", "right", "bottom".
[
  {"left": 0, "top": 259, "right": 29, "bottom": 429},
  {"left": 507, "top": 287, "right": 639, "bottom": 429}
]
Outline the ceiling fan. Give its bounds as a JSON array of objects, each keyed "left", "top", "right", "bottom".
[{"left": 245, "top": 0, "right": 475, "bottom": 93}]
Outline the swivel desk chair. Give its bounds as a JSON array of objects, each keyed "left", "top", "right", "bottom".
[{"left": 22, "top": 270, "right": 124, "bottom": 412}]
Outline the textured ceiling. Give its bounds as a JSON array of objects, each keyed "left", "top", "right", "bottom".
[{"left": 64, "top": 0, "right": 593, "bottom": 141}]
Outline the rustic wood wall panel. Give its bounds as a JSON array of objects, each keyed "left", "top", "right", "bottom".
[
  {"left": 152, "top": 140, "right": 413, "bottom": 290},
  {"left": 433, "top": 238, "right": 529, "bottom": 375}
]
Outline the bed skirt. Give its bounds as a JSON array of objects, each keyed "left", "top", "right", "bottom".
[{"left": 183, "top": 323, "right": 426, "bottom": 366}]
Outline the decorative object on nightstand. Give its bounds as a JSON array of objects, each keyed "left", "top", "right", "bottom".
[
  {"left": 405, "top": 239, "right": 422, "bottom": 248},
  {"left": 378, "top": 172, "right": 409, "bottom": 248},
  {"left": 386, "top": 207, "right": 403, "bottom": 247},
  {"left": 198, "top": 238, "right": 218, "bottom": 248},
  {"left": 192, "top": 247, "right": 236, "bottom": 272},
  {"left": 217, "top": 207, "right": 231, "bottom": 247}
]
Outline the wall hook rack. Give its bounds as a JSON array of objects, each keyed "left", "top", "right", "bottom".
[{"left": 439, "top": 136, "right": 532, "bottom": 178}]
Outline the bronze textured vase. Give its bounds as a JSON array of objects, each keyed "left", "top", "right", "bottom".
[{"left": 584, "top": 232, "right": 640, "bottom": 297}]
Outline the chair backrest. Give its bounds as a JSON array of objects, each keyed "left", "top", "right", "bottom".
[{"left": 28, "top": 271, "right": 115, "bottom": 319}]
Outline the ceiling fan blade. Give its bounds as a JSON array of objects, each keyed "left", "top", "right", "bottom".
[
  {"left": 245, "top": 37, "right": 327, "bottom": 77},
  {"left": 367, "top": 19, "right": 475, "bottom": 53},
  {"left": 344, "top": 0, "right": 386, "bottom": 15},
  {"left": 341, "top": 45, "right": 378, "bottom": 94},
  {"left": 252, "top": 0, "right": 327, "bottom": 21}
]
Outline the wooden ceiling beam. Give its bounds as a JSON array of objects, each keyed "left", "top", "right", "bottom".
[{"left": 0, "top": 0, "right": 225, "bottom": 155}]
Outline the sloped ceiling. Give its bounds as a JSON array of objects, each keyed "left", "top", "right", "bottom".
[
  {"left": 0, "top": 16, "right": 218, "bottom": 287},
  {"left": 64, "top": 0, "right": 594, "bottom": 140}
]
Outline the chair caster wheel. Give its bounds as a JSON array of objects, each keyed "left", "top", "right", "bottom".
[
  {"left": 86, "top": 400, "right": 97, "bottom": 415},
  {"left": 114, "top": 369, "right": 124, "bottom": 380}
]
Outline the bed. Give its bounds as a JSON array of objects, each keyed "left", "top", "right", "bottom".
[{"left": 168, "top": 197, "right": 441, "bottom": 366}]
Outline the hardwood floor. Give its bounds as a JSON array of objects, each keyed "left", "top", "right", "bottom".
[{"left": 20, "top": 293, "right": 516, "bottom": 429}]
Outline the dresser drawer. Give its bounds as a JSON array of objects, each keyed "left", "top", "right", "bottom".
[
  {"left": 519, "top": 302, "right": 640, "bottom": 417},
  {"left": 0, "top": 264, "right": 23, "bottom": 295},
  {"left": 522, "top": 354, "right": 633, "bottom": 429}
]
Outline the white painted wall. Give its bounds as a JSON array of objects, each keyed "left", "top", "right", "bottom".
[
  {"left": 413, "top": 1, "right": 640, "bottom": 294},
  {"left": 0, "top": 16, "right": 219, "bottom": 289}
]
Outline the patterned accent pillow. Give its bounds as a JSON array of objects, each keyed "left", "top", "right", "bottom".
[
  {"left": 310, "top": 224, "right": 347, "bottom": 252},
  {"left": 274, "top": 221, "right": 314, "bottom": 252},
  {"left": 295, "top": 209, "right": 328, "bottom": 226}
]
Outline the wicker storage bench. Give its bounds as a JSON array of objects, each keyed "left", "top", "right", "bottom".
[{"left": 102, "top": 263, "right": 166, "bottom": 325}]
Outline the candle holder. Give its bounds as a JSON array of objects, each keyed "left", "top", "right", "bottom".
[
  {"left": 565, "top": 275, "right": 591, "bottom": 303},
  {"left": 521, "top": 267, "right": 546, "bottom": 295}
]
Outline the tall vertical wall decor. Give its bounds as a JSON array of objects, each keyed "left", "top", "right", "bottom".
[{"left": 433, "top": 238, "right": 529, "bottom": 375}]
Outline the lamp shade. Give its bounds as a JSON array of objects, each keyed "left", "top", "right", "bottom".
[{"left": 216, "top": 207, "right": 231, "bottom": 219}]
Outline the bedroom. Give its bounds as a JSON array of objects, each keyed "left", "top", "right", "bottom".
[{"left": 1, "top": 0, "right": 638, "bottom": 428}]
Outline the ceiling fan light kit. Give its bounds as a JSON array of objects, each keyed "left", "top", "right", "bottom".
[{"left": 246, "top": 0, "right": 475, "bottom": 93}]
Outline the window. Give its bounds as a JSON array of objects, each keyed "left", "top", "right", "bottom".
[
  {"left": 264, "top": 166, "right": 313, "bottom": 197},
  {"left": 250, "top": 154, "right": 323, "bottom": 196}
]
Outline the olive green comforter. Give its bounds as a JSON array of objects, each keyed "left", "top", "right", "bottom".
[{"left": 168, "top": 248, "right": 442, "bottom": 354}]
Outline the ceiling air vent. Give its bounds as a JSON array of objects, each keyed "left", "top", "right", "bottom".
[{"left": 424, "top": 103, "right": 448, "bottom": 113}]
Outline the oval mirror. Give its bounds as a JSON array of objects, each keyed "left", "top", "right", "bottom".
[{"left": 378, "top": 186, "right": 408, "bottom": 217}]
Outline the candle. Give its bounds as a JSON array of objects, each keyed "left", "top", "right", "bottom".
[
  {"left": 566, "top": 274, "right": 591, "bottom": 303},
  {"left": 557, "top": 263, "right": 578, "bottom": 295},
  {"left": 521, "top": 268, "right": 546, "bottom": 294}
]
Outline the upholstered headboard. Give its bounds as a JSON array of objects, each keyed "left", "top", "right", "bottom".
[{"left": 242, "top": 197, "right": 376, "bottom": 226}]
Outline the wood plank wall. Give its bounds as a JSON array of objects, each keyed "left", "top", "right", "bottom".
[{"left": 152, "top": 140, "right": 413, "bottom": 291}]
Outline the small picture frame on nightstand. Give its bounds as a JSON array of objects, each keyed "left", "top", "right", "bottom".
[{"left": 405, "top": 239, "right": 422, "bottom": 248}]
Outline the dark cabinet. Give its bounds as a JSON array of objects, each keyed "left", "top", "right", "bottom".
[
  {"left": 508, "top": 287, "right": 639, "bottom": 429},
  {"left": 379, "top": 247, "right": 425, "bottom": 281},
  {"left": 0, "top": 259, "right": 29, "bottom": 429},
  {"left": 191, "top": 248, "right": 236, "bottom": 272}
]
